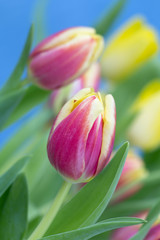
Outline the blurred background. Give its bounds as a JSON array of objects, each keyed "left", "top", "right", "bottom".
[{"left": 0, "top": 0, "right": 160, "bottom": 146}]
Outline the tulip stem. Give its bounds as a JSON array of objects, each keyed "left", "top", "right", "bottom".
[{"left": 28, "top": 181, "right": 72, "bottom": 240}]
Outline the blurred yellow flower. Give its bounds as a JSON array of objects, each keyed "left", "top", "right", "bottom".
[
  {"left": 101, "top": 17, "right": 158, "bottom": 82},
  {"left": 128, "top": 80, "right": 160, "bottom": 150}
]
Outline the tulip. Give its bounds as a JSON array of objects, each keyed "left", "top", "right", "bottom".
[
  {"left": 111, "top": 212, "right": 160, "bottom": 240},
  {"left": 47, "top": 88, "right": 116, "bottom": 182},
  {"left": 101, "top": 17, "right": 158, "bottom": 82},
  {"left": 115, "top": 150, "right": 147, "bottom": 201},
  {"left": 48, "top": 62, "right": 101, "bottom": 114},
  {"left": 28, "top": 27, "right": 104, "bottom": 90},
  {"left": 128, "top": 81, "right": 160, "bottom": 150}
]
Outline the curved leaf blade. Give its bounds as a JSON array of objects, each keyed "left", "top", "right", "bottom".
[
  {"left": 45, "top": 142, "right": 129, "bottom": 236},
  {"left": 0, "top": 88, "right": 26, "bottom": 130},
  {"left": 41, "top": 217, "right": 145, "bottom": 240},
  {"left": 0, "top": 174, "right": 28, "bottom": 240},
  {"left": 0, "top": 156, "right": 30, "bottom": 197},
  {"left": 1, "top": 25, "right": 33, "bottom": 94},
  {"left": 4, "top": 85, "right": 50, "bottom": 128},
  {"left": 95, "top": 0, "right": 127, "bottom": 35}
]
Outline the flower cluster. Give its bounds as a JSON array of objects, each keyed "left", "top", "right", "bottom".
[{"left": 6, "top": 11, "right": 158, "bottom": 240}]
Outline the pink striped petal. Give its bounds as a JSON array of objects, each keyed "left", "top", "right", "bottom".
[
  {"left": 47, "top": 95, "right": 103, "bottom": 181},
  {"left": 96, "top": 94, "right": 116, "bottom": 174},
  {"left": 29, "top": 36, "right": 97, "bottom": 89},
  {"left": 30, "top": 27, "right": 95, "bottom": 57},
  {"left": 84, "top": 114, "right": 103, "bottom": 178}
]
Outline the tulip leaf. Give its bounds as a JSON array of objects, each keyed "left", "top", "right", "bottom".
[
  {"left": 41, "top": 217, "right": 145, "bottom": 240},
  {"left": 0, "top": 156, "right": 29, "bottom": 197},
  {"left": 44, "top": 142, "right": 129, "bottom": 236},
  {"left": 0, "top": 109, "right": 51, "bottom": 172},
  {"left": 1, "top": 26, "right": 33, "bottom": 94},
  {"left": 4, "top": 85, "right": 50, "bottom": 129},
  {"left": 130, "top": 198, "right": 160, "bottom": 240},
  {"left": 25, "top": 132, "right": 63, "bottom": 208},
  {"left": 95, "top": 0, "right": 127, "bottom": 35},
  {"left": 33, "top": 0, "right": 48, "bottom": 44},
  {"left": 0, "top": 174, "right": 28, "bottom": 240},
  {"left": 0, "top": 88, "right": 26, "bottom": 131}
]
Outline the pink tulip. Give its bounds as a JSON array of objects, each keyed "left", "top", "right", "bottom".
[
  {"left": 114, "top": 151, "right": 148, "bottom": 201},
  {"left": 111, "top": 212, "right": 160, "bottom": 240},
  {"left": 47, "top": 88, "right": 116, "bottom": 182},
  {"left": 28, "top": 27, "right": 104, "bottom": 90}
]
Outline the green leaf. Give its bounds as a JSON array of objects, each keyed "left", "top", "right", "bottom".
[
  {"left": 0, "top": 156, "right": 29, "bottom": 197},
  {"left": 33, "top": 0, "right": 48, "bottom": 44},
  {"left": 95, "top": 0, "right": 127, "bottom": 35},
  {"left": 0, "top": 88, "right": 26, "bottom": 130},
  {"left": 0, "top": 174, "right": 28, "bottom": 240},
  {"left": 45, "top": 142, "right": 129, "bottom": 236},
  {"left": 0, "top": 109, "right": 51, "bottom": 172},
  {"left": 1, "top": 26, "right": 33, "bottom": 94},
  {"left": 25, "top": 131, "right": 63, "bottom": 208},
  {"left": 4, "top": 85, "right": 50, "bottom": 128},
  {"left": 130, "top": 198, "right": 160, "bottom": 240},
  {"left": 41, "top": 217, "right": 145, "bottom": 240}
]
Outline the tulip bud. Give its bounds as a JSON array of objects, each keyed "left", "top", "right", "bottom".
[
  {"left": 48, "top": 62, "right": 101, "bottom": 114},
  {"left": 115, "top": 151, "right": 148, "bottom": 201},
  {"left": 101, "top": 17, "right": 158, "bottom": 82},
  {"left": 111, "top": 212, "right": 160, "bottom": 240},
  {"left": 28, "top": 27, "right": 104, "bottom": 90},
  {"left": 128, "top": 81, "right": 160, "bottom": 150},
  {"left": 47, "top": 88, "right": 116, "bottom": 182}
]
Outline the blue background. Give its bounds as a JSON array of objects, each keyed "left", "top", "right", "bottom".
[{"left": 0, "top": 0, "right": 159, "bottom": 146}]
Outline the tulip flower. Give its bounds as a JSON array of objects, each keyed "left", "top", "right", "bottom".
[
  {"left": 101, "top": 17, "right": 158, "bottom": 82},
  {"left": 48, "top": 62, "right": 101, "bottom": 114},
  {"left": 28, "top": 27, "right": 104, "bottom": 90},
  {"left": 128, "top": 81, "right": 160, "bottom": 150},
  {"left": 115, "top": 150, "right": 147, "bottom": 201},
  {"left": 47, "top": 88, "right": 116, "bottom": 182},
  {"left": 111, "top": 212, "right": 160, "bottom": 240}
]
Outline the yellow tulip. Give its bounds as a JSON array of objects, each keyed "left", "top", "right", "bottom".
[
  {"left": 101, "top": 17, "right": 158, "bottom": 82},
  {"left": 128, "top": 80, "right": 160, "bottom": 150}
]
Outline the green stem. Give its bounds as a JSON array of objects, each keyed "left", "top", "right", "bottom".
[{"left": 28, "top": 181, "right": 72, "bottom": 240}]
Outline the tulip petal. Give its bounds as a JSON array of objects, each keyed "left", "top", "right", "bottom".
[
  {"left": 101, "top": 17, "right": 158, "bottom": 81},
  {"left": 47, "top": 95, "right": 103, "bottom": 181},
  {"left": 96, "top": 94, "right": 116, "bottom": 174},
  {"left": 50, "top": 88, "right": 93, "bottom": 134},
  {"left": 30, "top": 35, "right": 98, "bottom": 89},
  {"left": 84, "top": 114, "right": 103, "bottom": 179},
  {"left": 30, "top": 27, "right": 95, "bottom": 57},
  {"left": 128, "top": 92, "right": 160, "bottom": 150}
]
